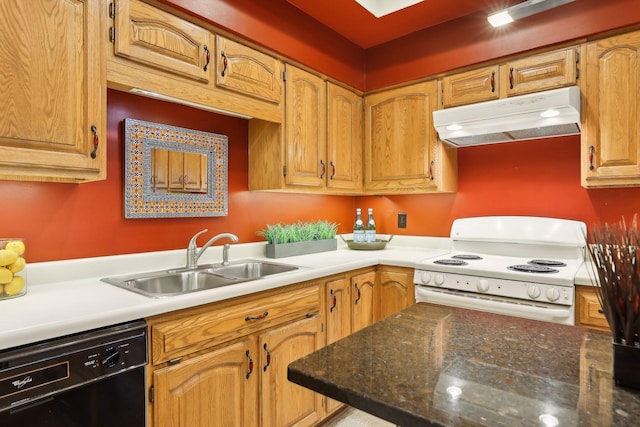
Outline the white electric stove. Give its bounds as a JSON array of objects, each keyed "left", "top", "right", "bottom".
[{"left": 414, "top": 216, "right": 587, "bottom": 325}]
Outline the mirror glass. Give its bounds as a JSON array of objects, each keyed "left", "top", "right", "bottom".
[{"left": 124, "top": 118, "right": 228, "bottom": 218}]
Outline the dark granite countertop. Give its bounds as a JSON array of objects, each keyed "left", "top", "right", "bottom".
[{"left": 288, "top": 303, "right": 640, "bottom": 426}]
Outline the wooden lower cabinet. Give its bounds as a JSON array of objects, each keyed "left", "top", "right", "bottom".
[
  {"left": 376, "top": 266, "right": 415, "bottom": 321},
  {"left": 146, "top": 281, "right": 322, "bottom": 427},
  {"left": 351, "top": 270, "right": 377, "bottom": 333},
  {"left": 153, "top": 338, "right": 259, "bottom": 427},
  {"left": 260, "top": 315, "right": 324, "bottom": 426},
  {"left": 575, "top": 285, "right": 610, "bottom": 331}
]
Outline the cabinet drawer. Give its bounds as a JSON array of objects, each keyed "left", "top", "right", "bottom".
[
  {"left": 502, "top": 49, "right": 577, "bottom": 97},
  {"left": 576, "top": 286, "right": 610, "bottom": 331},
  {"left": 441, "top": 65, "right": 499, "bottom": 107},
  {"left": 150, "top": 284, "right": 320, "bottom": 364}
]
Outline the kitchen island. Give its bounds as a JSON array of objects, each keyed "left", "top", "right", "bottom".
[{"left": 288, "top": 303, "right": 640, "bottom": 426}]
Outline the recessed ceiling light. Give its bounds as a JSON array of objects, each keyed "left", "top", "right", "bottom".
[{"left": 355, "top": 0, "right": 424, "bottom": 18}]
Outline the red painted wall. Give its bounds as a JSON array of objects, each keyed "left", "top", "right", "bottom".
[
  {"left": 358, "top": 137, "right": 640, "bottom": 238},
  {"left": 1, "top": 90, "right": 355, "bottom": 262}
]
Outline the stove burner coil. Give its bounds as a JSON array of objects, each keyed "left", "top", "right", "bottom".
[
  {"left": 508, "top": 264, "right": 559, "bottom": 274},
  {"left": 434, "top": 259, "right": 468, "bottom": 266},
  {"left": 528, "top": 259, "right": 567, "bottom": 267},
  {"left": 452, "top": 254, "right": 483, "bottom": 260}
]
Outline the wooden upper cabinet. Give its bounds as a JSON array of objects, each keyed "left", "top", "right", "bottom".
[
  {"left": 326, "top": 83, "right": 363, "bottom": 192},
  {"left": 113, "top": 0, "right": 213, "bottom": 83},
  {"left": 442, "top": 65, "right": 499, "bottom": 108},
  {"left": 581, "top": 30, "right": 640, "bottom": 188},
  {"left": 364, "top": 81, "right": 456, "bottom": 193},
  {"left": 0, "top": 0, "right": 105, "bottom": 183},
  {"left": 215, "top": 35, "right": 283, "bottom": 104},
  {"left": 502, "top": 48, "right": 577, "bottom": 97},
  {"left": 284, "top": 65, "right": 327, "bottom": 188}
]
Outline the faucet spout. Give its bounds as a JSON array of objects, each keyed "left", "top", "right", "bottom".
[{"left": 186, "top": 230, "right": 239, "bottom": 268}]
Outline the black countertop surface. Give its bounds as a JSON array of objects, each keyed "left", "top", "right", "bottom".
[{"left": 288, "top": 303, "right": 640, "bottom": 426}]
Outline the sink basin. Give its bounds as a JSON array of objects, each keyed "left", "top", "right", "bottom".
[
  {"left": 101, "top": 260, "right": 301, "bottom": 298},
  {"left": 208, "top": 261, "right": 299, "bottom": 279}
]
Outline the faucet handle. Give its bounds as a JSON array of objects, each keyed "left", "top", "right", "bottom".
[{"left": 188, "top": 229, "right": 208, "bottom": 249}]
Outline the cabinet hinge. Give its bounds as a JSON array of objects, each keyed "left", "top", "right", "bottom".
[
  {"left": 282, "top": 71, "right": 287, "bottom": 82},
  {"left": 109, "top": 27, "right": 116, "bottom": 43},
  {"left": 109, "top": 2, "right": 115, "bottom": 18},
  {"left": 283, "top": 165, "right": 287, "bottom": 177},
  {"left": 149, "top": 385, "right": 155, "bottom": 403}
]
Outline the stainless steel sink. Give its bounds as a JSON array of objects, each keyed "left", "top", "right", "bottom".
[
  {"left": 207, "top": 261, "right": 299, "bottom": 279},
  {"left": 101, "top": 260, "right": 301, "bottom": 298}
]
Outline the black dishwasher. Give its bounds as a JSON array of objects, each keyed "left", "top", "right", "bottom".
[{"left": 0, "top": 319, "right": 147, "bottom": 427}]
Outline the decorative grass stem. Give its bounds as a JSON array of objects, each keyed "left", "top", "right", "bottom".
[{"left": 588, "top": 216, "right": 640, "bottom": 346}]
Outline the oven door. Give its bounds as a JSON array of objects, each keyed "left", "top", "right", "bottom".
[{"left": 415, "top": 285, "right": 575, "bottom": 325}]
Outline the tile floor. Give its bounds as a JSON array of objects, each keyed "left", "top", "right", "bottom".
[{"left": 323, "top": 407, "right": 395, "bottom": 427}]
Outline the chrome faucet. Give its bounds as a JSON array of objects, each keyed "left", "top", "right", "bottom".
[{"left": 186, "top": 229, "right": 239, "bottom": 268}]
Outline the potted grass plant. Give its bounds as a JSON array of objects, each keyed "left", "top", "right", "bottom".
[
  {"left": 258, "top": 220, "right": 339, "bottom": 258},
  {"left": 588, "top": 216, "right": 640, "bottom": 390}
]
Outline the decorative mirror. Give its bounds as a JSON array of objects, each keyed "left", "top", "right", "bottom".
[{"left": 123, "top": 119, "right": 228, "bottom": 218}]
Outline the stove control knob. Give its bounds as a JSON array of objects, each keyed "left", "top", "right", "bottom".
[
  {"left": 477, "top": 279, "right": 489, "bottom": 293},
  {"left": 434, "top": 274, "right": 445, "bottom": 286},
  {"left": 527, "top": 285, "right": 541, "bottom": 299},
  {"left": 420, "top": 272, "right": 432, "bottom": 285},
  {"left": 546, "top": 287, "right": 560, "bottom": 302}
]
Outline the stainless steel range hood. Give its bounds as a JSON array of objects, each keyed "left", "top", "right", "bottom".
[{"left": 433, "top": 86, "right": 581, "bottom": 147}]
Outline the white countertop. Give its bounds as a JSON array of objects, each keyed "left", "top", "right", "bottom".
[{"left": 0, "top": 236, "right": 451, "bottom": 351}]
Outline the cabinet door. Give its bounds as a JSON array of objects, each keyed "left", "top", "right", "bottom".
[
  {"left": 502, "top": 49, "right": 577, "bottom": 97},
  {"left": 441, "top": 65, "right": 499, "bottom": 108},
  {"left": 325, "top": 276, "right": 352, "bottom": 345},
  {"left": 326, "top": 83, "right": 363, "bottom": 191},
  {"left": 114, "top": 0, "right": 213, "bottom": 83},
  {"left": 216, "top": 35, "right": 283, "bottom": 104},
  {"left": 575, "top": 286, "right": 610, "bottom": 331},
  {"left": 377, "top": 267, "right": 415, "bottom": 321},
  {"left": 153, "top": 338, "right": 259, "bottom": 427},
  {"left": 0, "top": 0, "right": 104, "bottom": 182},
  {"left": 285, "top": 65, "right": 327, "bottom": 188},
  {"left": 260, "top": 315, "right": 323, "bottom": 427},
  {"left": 582, "top": 30, "right": 640, "bottom": 187},
  {"left": 352, "top": 270, "right": 376, "bottom": 333},
  {"left": 364, "top": 82, "right": 440, "bottom": 192},
  {"left": 151, "top": 148, "right": 169, "bottom": 191},
  {"left": 182, "top": 152, "right": 207, "bottom": 193}
]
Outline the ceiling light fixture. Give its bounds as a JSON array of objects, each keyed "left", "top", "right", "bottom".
[
  {"left": 488, "top": 0, "right": 576, "bottom": 28},
  {"left": 355, "top": 0, "right": 424, "bottom": 18}
]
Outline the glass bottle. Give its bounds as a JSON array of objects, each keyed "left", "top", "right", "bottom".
[
  {"left": 365, "top": 208, "right": 376, "bottom": 243},
  {"left": 353, "top": 208, "right": 365, "bottom": 243}
]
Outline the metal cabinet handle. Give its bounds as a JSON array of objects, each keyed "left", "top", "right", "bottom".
[
  {"left": 429, "top": 160, "right": 435, "bottom": 181},
  {"left": 245, "top": 311, "right": 269, "bottom": 322},
  {"left": 330, "top": 161, "right": 336, "bottom": 180},
  {"left": 354, "top": 283, "right": 361, "bottom": 305},
  {"left": 320, "top": 160, "right": 326, "bottom": 179},
  {"left": 221, "top": 51, "right": 228, "bottom": 77},
  {"left": 490, "top": 71, "right": 496, "bottom": 93},
  {"left": 246, "top": 350, "right": 254, "bottom": 379},
  {"left": 263, "top": 343, "right": 271, "bottom": 372},
  {"left": 330, "top": 289, "right": 337, "bottom": 312},
  {"left": 589, "top": 145, "right": 595, "bottom": 170},
  {"left": 90, "top": 125, "right": 99, "bottom": 159},
  {"left": 203, "top": 45, "right": 211, "bottom": 72},
  {"left": 509, "top": 67, "right": 514, "bottom": 89}
]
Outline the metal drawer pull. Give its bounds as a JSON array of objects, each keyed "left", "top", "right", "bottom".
[
  {"left": 203, "top": 45, "right": 211, "bottom": 72},
  {"left": 263, "top": 343, "right": 271, "bottom": 372},
  {"left": 245, "top": 311, "right": 269, "bottom": 322},
  {"left": 246, "top": 350, "right": 254, "bottom": 379}
]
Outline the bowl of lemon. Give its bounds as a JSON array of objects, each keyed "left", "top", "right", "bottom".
[{"left": 0, "top": 239, "right": 26, "bottom": 300}]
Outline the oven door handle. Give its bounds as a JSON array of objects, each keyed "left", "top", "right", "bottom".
[{"left": 415, "top": 286, "right": 573, "bottom": 324}]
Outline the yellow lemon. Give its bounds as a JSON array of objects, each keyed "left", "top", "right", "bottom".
[
  {"left": 0, "top": 267, "right": 13, "bottom": 284},
  {"left": 5, "top": 240, "right": 25, "bottom": 256},
  {"left": 8, "top": 257, "right": 26, "bottom": 274},
  {"left": 0, "top": 249, "right": 18, "bottom": 266},
  {"left": 4, "top": 275, "right": 25, "bottom": 295}
]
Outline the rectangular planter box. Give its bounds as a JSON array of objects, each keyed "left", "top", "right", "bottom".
[
  {"left": 265, "top": 238, "right": 337, "bottom": 259},
  {"left": 613, "top": 342, "right": 640, "bottom": 390}
]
